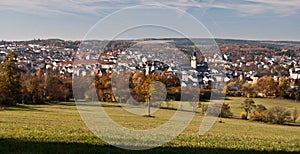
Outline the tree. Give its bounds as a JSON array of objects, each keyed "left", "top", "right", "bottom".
[
  {"left": 162, "top": 74, "right": 180, "bottom": 87},
  {"left": 111, "top": 71, "right": 132, "bottom": 103},
  {"left": 45, "top": 76, "right": 70, "bottom": 102},
  {"left": 278, "top": 77, "right": 289, "bottom": 98},
  {"left": 134, "top": 74, "right": 164, "bottom": 117},
  {"left": 74, "top": 76, "right": 91, "bottom": 101},
  {"left": 21, "top": 73, "right": 45, "bottom": 104},
  {"left": 241, "top": 98, "right": 256, "bottom": 120},
  {"left": 0, "top": 52, "right": 21, "bottom": 106},
  {"left": 129, "top": 71, "right": 146, "bottom": 102},
  {"left": 256, "top": 76, "right": 278, "bottom": 96},
  {"left": 242, "top": 83, "right": 256, "bottom": 98},
  {"left": 140, "top": 75, "right": 164, "bottom": 117},
  {"left": 95, "top": 74, "right": 112, "bottom": 102}
]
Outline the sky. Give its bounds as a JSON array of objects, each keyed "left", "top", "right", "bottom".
[{"left": 0, "top": 0, "right": 300, "bottom": 41}]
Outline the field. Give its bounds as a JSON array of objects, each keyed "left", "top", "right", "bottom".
[
  {"left": 225, "top": 97, "right": 300, "bottom": 121},
  {"left": 0, "top": 97, "right": 299, "bottom": 153}
]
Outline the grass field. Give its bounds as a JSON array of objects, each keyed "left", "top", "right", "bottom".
[
  {"left": 225, "top": 97, "right": 300, "bottom": 121},
  {"left": 0, "top": 97, "right": 299, "bottom": 153}
]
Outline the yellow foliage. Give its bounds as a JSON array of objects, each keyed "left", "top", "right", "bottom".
[{"left": 240, "top": 112, "right": 247, "bottom": 119}]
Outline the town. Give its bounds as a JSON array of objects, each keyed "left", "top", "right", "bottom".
[{"left": 0, "top": 38, "right": 300, "bottom": 103}]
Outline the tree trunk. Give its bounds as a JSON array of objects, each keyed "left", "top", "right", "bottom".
[{"left": 147, "top": 99, "right": 151, "bottom": 116}]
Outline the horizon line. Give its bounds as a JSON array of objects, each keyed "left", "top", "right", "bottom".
[{"left": 2, "top": 37, "right": 300, "bottom": 43}]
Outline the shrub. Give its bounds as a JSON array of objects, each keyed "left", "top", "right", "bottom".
[
  {"left": 255, "top": 104, "right": 267, "bottom": 112},
  {"left": 226, "top": 91, "right": 242, "bottom": 97},
  {"left": 266, "top": 106, "right": 291, "bottom": 124},
  {"left": 220, "top": 103, "right": 233, "bottom": 118},
  {"left": 250, "top": 104, "right": 268, "bottom": 122},
  {"left": 250, "top": 110, "right": 268, "bottom": 122},
  {"left": 292, "top": 108, "right": 299, "bottom": 123},
  {"left": 240, "top": 112, "right": 247, "bottom": 120}
]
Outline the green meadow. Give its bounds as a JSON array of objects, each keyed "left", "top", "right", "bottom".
[{"left": 0, "top": 97, "right": 299, "bottom": 153}]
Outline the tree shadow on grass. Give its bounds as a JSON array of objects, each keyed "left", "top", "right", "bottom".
[
  {"left": 75, "top": 103, "right": 123, "bottom": 108},
  {"left": 48, "top": 101, "right": 77, "bottom": 106},
  {"left": 224, "top": 97, "right": 232, "bottom": 100},
  {"left": 0, "top": 139, "right": 297, "bottom": 154},
  {"left": 4, "top": 104, "right": 42, "bottom": 112}
]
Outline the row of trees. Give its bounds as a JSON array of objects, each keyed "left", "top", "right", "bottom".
[
  {"left": 21, "top": 73, "right": 72, "bottom": 104},
  {"left": 91, "top": 71, "right": 220, "bottom": 104},
  {"left": 226, "top": 76, "right": 300, "bottom": 100},
  {"left": 91, "top": 71, "right": 182, "bottom": 103},
  {"left": 0, "top": 52, "right": 73, "bottom": 106}
]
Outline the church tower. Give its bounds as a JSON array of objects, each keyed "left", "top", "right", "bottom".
[{"left": 191, "top": 52, "right": 197, "bottom": 69}]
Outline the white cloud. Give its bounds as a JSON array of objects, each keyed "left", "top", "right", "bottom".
[
  {"left": 211, "top": 0, "right": 300, "bottom": 16},
  {"left": 0, "top": 0, "right": 216, "bottom": 16},
  {"left": 0, "top": 0, "right": 299, "bottom": 16},
  {"left": 0, "top": 0, "right": 110, "bottom": 16}
]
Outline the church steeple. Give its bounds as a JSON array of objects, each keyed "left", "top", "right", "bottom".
[{"left": 191, "top": 52, "right": 197, "bottom": 69}]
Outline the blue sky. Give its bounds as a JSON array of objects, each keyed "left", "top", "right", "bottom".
[{"left": 0, "top": 0, "right": 300, "bottom": 41}]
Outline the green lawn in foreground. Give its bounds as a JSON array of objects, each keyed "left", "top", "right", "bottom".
[{"left": 0, "top": 98, "right": 299, "bottom": 153}]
